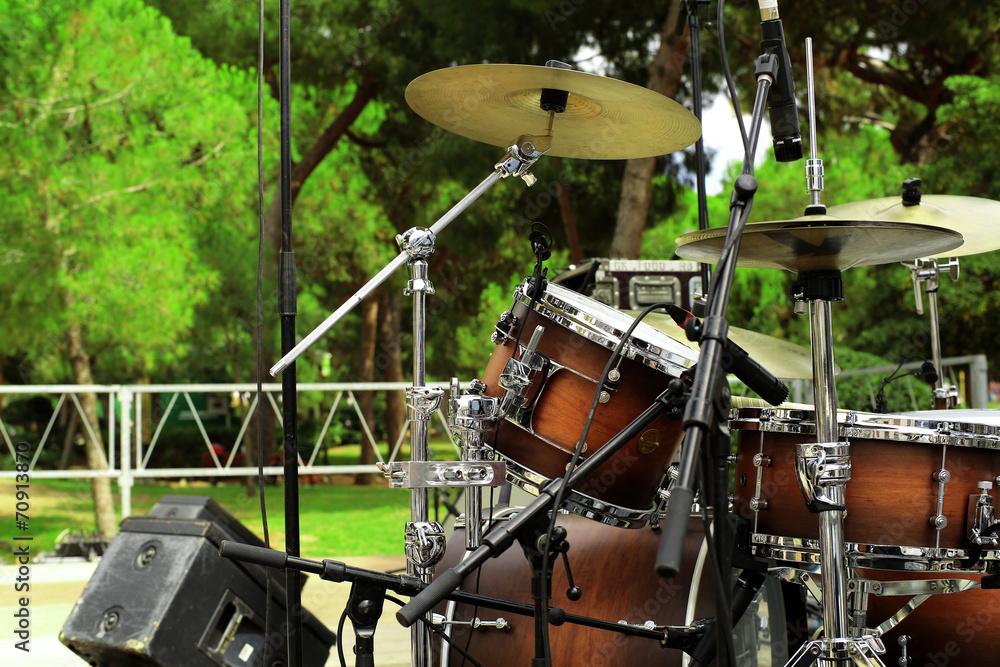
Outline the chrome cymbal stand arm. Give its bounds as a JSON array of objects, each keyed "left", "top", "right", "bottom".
[{"left": 268, "top": 135, "right": 550, "bottom": 378}]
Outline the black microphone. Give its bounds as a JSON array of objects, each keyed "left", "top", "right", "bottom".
[
  {"left": 758, "top": 0, "right": 803, "bottom": 162},
  {"left": 664, "top": 305, "right": 789, "bottom": 406},
  {"left": 920, "top": 360, "right": 939, "bottom": 386}
]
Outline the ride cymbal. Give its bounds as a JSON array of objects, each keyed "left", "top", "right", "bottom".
[
  {"left": 674, "top": 217, "right": 963, "bottom": 273},
  {"left": 405, "top": 63, "right": 701, "bottom": 160},
  {"left": 825, "top": 195, "right": 1000, "bottom": 258}
]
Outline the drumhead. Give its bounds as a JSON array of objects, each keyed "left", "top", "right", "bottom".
[
  {"left": 514, "top": 281, "right": 699, "bottom": 377},
  {"left": 731, "top": 407, "right": 1000, "bottom": 450}
]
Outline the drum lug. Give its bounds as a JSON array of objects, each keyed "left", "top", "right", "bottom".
[
  {"left": 897, "top": 634, "right": 911, "bottom": 666},
  {"left": 969, "top": 480, "right": 999, "bottom": 547}
]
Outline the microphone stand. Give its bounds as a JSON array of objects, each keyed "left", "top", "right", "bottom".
[
  {"left": 217, "top": 540, "right": 710, "bottom": 660},
  {"left": 276, "top": 2, "right": 303, "bottom": 665},
  {"left": 681, "top": 0, "right": 714, "bottom": 304},
  {"left": 655, "top": 53, "right": 778, "bottom": 667}
]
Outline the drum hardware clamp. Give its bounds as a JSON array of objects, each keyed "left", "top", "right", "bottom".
[
  {"left": 969, "top": 480, "right": 998, "bottom": 547},
  {"left": 497, "top": 325, "right": 548, "bottom": 418},
  {"left": 794, "top": 441, "right": 851, "bottom": 513}
]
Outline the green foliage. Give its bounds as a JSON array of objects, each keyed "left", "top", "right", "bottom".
[{"left": 0, "top": 0, "right": 258, "bottom": 382}]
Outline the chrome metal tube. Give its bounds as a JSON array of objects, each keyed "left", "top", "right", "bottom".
[{"left": 809, "top": 299, "right": 850, "bottom": 663}]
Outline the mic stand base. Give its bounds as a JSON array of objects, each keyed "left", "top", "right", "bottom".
[{"left": 347, "top": 580, "right": 386, "bottom": 667}]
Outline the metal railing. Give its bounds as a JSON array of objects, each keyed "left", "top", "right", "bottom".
[
  {"left": 0, "top": 354, "right": 991, "bottom": 519},
  {"left": 0, "top": 382, "right": 460, "bottom": 519},
  {"left": 782, "top": 354, "right": 990, "bottom": 411}
]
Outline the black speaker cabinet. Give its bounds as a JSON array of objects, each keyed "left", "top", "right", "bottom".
[{"left": 60, "top": 497, "right": 336, "bottom": 667}]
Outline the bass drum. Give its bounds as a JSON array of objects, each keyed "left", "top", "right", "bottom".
[
  {"left": 861, "top": 570, "right": 1000, "bottom": 666},
  {"left": 433, "top": 510, "right": 788, "bottom": 666}
]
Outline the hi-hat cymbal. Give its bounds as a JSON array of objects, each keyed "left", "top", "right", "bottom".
[
  {"left": 626, "top": 310, "right": 830, "bottom": 379},
  {"left": 674, "top": 217, "right": 963, "bottom": 273},
  {"left": 405, "top": 64, "right": 701, "bottom": 160},
  {"left": 825, "top": 195, "right": 1000, "bottom": 258}
]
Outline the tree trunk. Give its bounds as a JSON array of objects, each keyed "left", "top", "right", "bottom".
[
  {"left": 557, "top": 179, "right": 584, "bottom": 264},
  {"left": 354, "top": 296, "right": 379, "bottom": 485},
  {"left": 609, "top": 0, "right": 691, "bottom": 259},
  {"left": 59, "top": 407, "right": 79, "bottom": 470},
  {"left": 378, "top": 291, "right": 407, "bottom": 453},
  {"left": 65, "top": 319, "right": 118, "bottom": 538}
]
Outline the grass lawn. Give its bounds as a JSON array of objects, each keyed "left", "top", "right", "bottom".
[{"left": 0, "top": 477, "right": 417, "bottom": 564}]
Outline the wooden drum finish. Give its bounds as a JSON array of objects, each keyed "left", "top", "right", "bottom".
[
  {"left": 480, "top": 282, "right": 698, "bottom": 522},
  {"left": 731, "top": 408, "right": 1000, "bottom": 554},
  {"left": 432, "top": 512, "right": 717, "bottom": 667},
  {"left": 862, "top": 570, "right": 1000, "bottom": 667}
]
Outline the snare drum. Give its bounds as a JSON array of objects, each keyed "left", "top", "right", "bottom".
[
  {"left": 480, "top": 280, "right": 699, "bottom": 527},
  {"left": 731, "top": 407, "right": 1000, "bottom": 571}
]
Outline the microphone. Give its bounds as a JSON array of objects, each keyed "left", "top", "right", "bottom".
[
  {"left": 663, "top": 305, "right": 789, "bottom": 406},
  {"left": 920, "top": 360, "right": 939, "bottom": 386},
  {"left": 758, "top": 0, "right": 803, "bottom": 162}
]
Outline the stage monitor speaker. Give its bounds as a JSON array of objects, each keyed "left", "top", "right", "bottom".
[{"left": 59, "top": 496, "right": 336, "bottom": 667}]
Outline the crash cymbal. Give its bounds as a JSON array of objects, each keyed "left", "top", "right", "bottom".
[
  {"left": 825, "top": 195, "right": 1000, "bottom": 258},
  {"left": 674, "top": 217, "right": 963, "bottom": 273},
  {"left": 405, "top": 64, "right": 701, "bottom": 160},
  {"left": 626, "top": 310, "right": 830, "bottom": 379}
]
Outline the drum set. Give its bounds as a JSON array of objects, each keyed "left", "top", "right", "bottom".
[{"left": 225, "top": 50, "right": 1000, "bottom": 667}]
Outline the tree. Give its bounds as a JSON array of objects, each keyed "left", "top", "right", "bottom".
[{"left": 0, "top": 0, "right": 258, "bottom": 533}]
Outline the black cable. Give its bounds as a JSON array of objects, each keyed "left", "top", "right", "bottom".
[
  {"left": 336, "top": 606, "right": 349, "bottom": 667},
  {"left": 697, "top": 447, "right": 738, "bottom": 666},
  {"left": 717, "top": 0, "right": 750, "bottom": 160},
  {"left": 874, "top": 355, "right": 934, "bottom": 413},
  {"left": 538, "top": 301, "right": 677, "bottom": 663}
]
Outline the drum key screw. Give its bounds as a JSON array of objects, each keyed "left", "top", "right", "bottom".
[
  {"left": 598, "top": 391, "right": 611, "bottom": 404},
  {"left": 753, "top": 453, "right": 772, "bottom": 467},
  {"left": 929, "top": 515, "right": 948, "bottom": 529},
  {"left": 932, "top": 468, "right": 950, "bottom": 483},
  {"left": 749, "top": 497, "right": 769, "bottom": 511},
  {"left": 608, "top": 369, "right": 621, "bottom": 382}
]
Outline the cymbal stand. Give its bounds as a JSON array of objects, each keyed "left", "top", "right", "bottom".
[
  {"left": 906, "top": 257, "right": 961, "bottom": 409},
  {"left": 378, "top": 135, "right": 551, "bottom": 667},
  {"left": 782, "top": 39, "right": 886, "bottom": 667}
]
